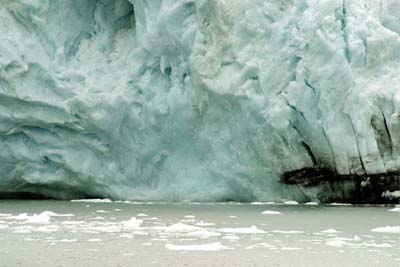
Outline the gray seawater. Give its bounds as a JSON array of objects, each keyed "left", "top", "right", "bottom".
[{"left": 0, "top": 201, "right": 399, "bottom": 267}]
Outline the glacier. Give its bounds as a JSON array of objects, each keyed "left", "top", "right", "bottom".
[{"left": 0, "top": 0, "right": 400, "bottom": 202}]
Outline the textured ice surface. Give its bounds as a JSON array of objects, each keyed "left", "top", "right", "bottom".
[{"left": 1, "top": 0, "right": 400, "bottom": 201}]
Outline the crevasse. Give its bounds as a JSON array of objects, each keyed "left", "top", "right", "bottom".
[{"left": 0, "top": 0, "right": 400, "bottom": 202}]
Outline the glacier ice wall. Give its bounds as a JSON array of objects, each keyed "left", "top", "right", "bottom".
[{"left": 1, "top": 0, "right": 400, "bottom": 201}]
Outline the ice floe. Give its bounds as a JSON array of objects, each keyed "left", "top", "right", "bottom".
[
  {"left": 165, "top": 242, "right": 228, "bottom": 251},
  {"left": 261, "top": 210, "right": 282, "bottom": 215},
  {"left": 71, "top": 199, "right": 112, "bottom": 203},
  {"left": 320, "top": 229, "right": 342, "bottom": 234},
  {"left": 218, "top": 226, "right": 265, "bottom": 234},
  {"left": 372, "top": 226, "right": 400, "bottom": 234}
]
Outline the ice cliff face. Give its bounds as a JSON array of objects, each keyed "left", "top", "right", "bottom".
[{"left": 0, "top": 0, "right": 400, "bottom": 202}]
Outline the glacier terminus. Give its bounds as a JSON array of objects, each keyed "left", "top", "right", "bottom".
[{"left": 0, "top": 0, "right": 399, "bottom": 203}]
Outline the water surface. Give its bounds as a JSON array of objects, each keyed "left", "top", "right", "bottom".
[{"left": 0, "top": 201, "right": 399, "bottom": 267}]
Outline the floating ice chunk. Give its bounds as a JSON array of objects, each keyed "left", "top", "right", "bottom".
[
  {"left": 325, "top": 240, "right": 348, "bottom": 248},
  {"left": 91, "top": 222, "right": 124, "bottom": 233},
  {"left": 165, "top": 242, "right": 228, "bottom": 251},
  {"left": 329, "top": 236, "right": 361, "bottom": 241},
  {"left": 33, "top": 225, "right": 59, "bottom": 233},
  {"left": 131, "top": 231, "right": 149, "bottom": 236},
  {"left": 389, "top": 207, "right": 400, "bottom": 212},
  {"left": 320, "top": 229, "right": 342, "bottom": 234},
  {"left": 185, "top": 230, "right": 221, "bottom": 239},
  {"left": 250, "top": 202, "right": 264, "bottom": 205},
  {"left": 162, "top": 223, "right": 202, "bottom": 233},
  {"left": 281, "top": 247, "right": 301, "bottom": 251},
  {"left": 221, "top": 235, "right": 240, "bottom": 241},
  {"left": 261, "top": 210, "right": 282, "bottom": 215},
  {"left": 364, "top": 243, "right": 392, "bottom": 248},
  {"left": 88, "top": 239, "right": 102, "bottom": 242},
  {"left": 71, "top": 199, "right": 112, "bottom": 203},
  {"left": 120, "top": 233, "right": 134, "bottom": 239},
  {"left": 137, "top": 213, "right": 148, "bottom": 217},
  {"left": 329, "top": 203, "right": 352, "bottom": 206},
  {"left": 271, "top": 230, "right": 304, "bottom": 234},
  {"left": 25, "top": 213, "right": 52, "bottom": 224},
  {"left": 218, "top": 226, "right": 265, "bottom": 234},
  {"left": 283, "top": 201, "right": 299, "bottom": 205},
  {"left": 122, "top": 217, "right": 143, "bottom": 228},
  {"left": 13, "top": 226, "right": 33, "bottom": 234},
  {"left": 60, "top": 239, "right": 77, "bottom": 242},
  {"left": 371, "top": 226, "right": 400, "bottom": 234},
  {"left": 96, "top": 210, "right": 110, "bottom": 213},
  {"left": 8, "top": 213, "right": 30, "bottom": 220},
  {"left": 194, "top": 221, "right": 215, "bottom": 226},
  {"left": 41, "top": 211, "right": 74, "bottom": 217},
  {"left": 13, "top": 229, "right": 32, "bottom": 234},
  {"left": 304, "top": 202, "right": 319, "bottom": 206},
  {"left": 245, "top": 243, "right": 274, "bottom": 250},
  {"left": 184, "top": 215, "right": 195, "bottom": 218},
  {"left": 180, "top": 219, "right": 195, "bottom": 223},
  {"left": 382, "top": 190, "right": 400, "bottom": 199},
  {"left": 123, "top": 253, "right": 134, "bottom": 257},
  {"left": 389, "top": 205, "right": 400, "bottom": 212},
  {"left": 61, "top": 221, "right": 86, "bottom": 225}
]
